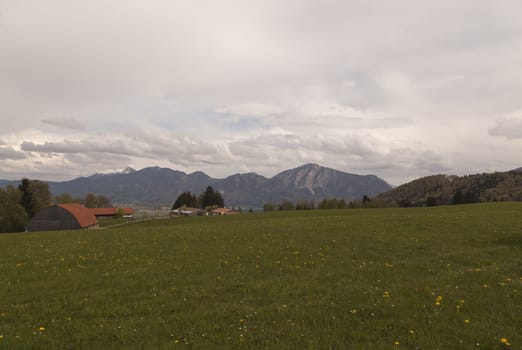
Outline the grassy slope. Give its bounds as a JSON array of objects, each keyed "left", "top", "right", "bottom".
[{"left": 0, "top": 203, "right": 520, "bottom": 349}]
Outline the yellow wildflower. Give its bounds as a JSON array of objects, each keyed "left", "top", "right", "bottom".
[
  {"left": 39, "top": 326, "right": 45, "bottom": 332},
  {"left": 394, "top": 341, "right": 400, "bottom": 345},
  {"left": 500, "top": 338, "right": 511, "bottom": 346},
  {"left": 464, "top": 319, "right": 470, "bottom": 324}
]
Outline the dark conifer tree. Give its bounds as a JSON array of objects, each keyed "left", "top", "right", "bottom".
[{"left": 200, "top": 186, "right": 224, "bottom": 208}]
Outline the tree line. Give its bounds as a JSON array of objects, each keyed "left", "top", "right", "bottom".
[
  {"left": 263, "top": 195, "right": 389, "bottom": 211},
  {"left": 172, "top": 186, "right": 224, "bottom": 210},
  {"left": 0, "top": 178, "right": 113, "bottom": 233}
]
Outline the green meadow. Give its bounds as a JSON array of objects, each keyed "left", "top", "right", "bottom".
[{"left": 0, "top": 203, "right": 520, "bottom": 349}]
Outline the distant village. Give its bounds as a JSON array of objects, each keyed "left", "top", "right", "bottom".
[
  {"left": 0, "top": 180, "right": 241, "bottom": 233},
  {"left": 26, "top": 202, "right": 240, "bottom": 232},
  {"left": 28, "top": 186, "right": 242, "bottom": 232}
]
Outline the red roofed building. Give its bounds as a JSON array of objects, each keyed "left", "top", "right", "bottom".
[
  {"left": 27, "top": 203, "right": 99, "bottom": 232},
  {"left": 89, "top": 207, "right": 134, "bottom": 219},
  {"left": 210, "top": 208, "right": 240, "bottom": 215},
  {"left": 210, "top": 207, "right": 231, "bottom": 215}
]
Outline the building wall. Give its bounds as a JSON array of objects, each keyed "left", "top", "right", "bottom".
[{"left": 27, "top": 206, "right": 82, "bottom": 232}]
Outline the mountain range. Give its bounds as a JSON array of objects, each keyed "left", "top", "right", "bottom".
[{"left": 0, "top": 164, "right": 392, "bottom": 209}]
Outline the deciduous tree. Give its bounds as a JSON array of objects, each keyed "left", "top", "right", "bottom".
[
  {"left": 0, "top": 185, "right": 29, "bottom": 233},
  {"left": 84, "top": 193, "right": 111, "bottom": 208},
  {"left": 54, "top": 193, "right": 76, "bottom": 204},
  {"left": 18, "top": 179, "right": 51, "bottom": 218}
]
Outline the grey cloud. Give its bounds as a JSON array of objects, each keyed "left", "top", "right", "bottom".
[
  {"left": 0, "top": 146, "right": 26, "bottom": 160},
  {"left": 21, "top": 140, "right": 141, "bottom": 157},
  {"left": 122, "top": 129, "right": 228, "bottom": 168},
  {"left": 406, "top": 149, "right": 449, "bottom": 174},
  {"left": 489, "top": 116, "right": 522, "bottom": 139},
  {"left": 63, "top": 152, "right": 133, "bottom": 169},
  {"left": 19, "top": 130, "right": 229, "bottom": 170},
  {"left": 41, "top": 117, "right": 86, "bottom": 130},
  {"left": 226, "top": 131, "right": 448, "bottom": 185},
  {"left": 216, "top": 98, "right": 411, "bottom": 130},
  {"left": 315, "top": 136, "right": 383, "bottom": 158}
]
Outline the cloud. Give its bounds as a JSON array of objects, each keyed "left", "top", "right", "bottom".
[
  {"left": 41, "top": 117, "right": 86, "bottom": 130},
  {"left": 0, "top": 146, "right": 26, "bottom": 160},
  {"left": 19, "top": 128, "right": 228, "bottom": 170},
  {"left": 1, "top": 1, "right": 522, "bottom": 183},
  {"left": 21, "top": 139, "right": 139, "bottom": 156},
  {"left": 12, "top": 122, "right": 450, "bottom": 185},
  {"left": 489, "top": 112, "right": 522, "bottom": 139}
]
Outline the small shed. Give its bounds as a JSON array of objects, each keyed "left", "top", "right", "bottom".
[{"left": 27, "top": 203, "right": 99, "bottom": 232}]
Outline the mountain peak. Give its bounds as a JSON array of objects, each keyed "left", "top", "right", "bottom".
[
  {"left": 301, "top": 163, "right": 321, "bottom": 168},
  {"left": 120, "top": 167, "right": 136, "bottom": 174}
]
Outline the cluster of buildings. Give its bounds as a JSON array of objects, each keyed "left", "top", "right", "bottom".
[
  {"left": 26, "top": 203, "right": 239, "bottom": 232},
  {"left": 170, "top": 206, "right": 240, "bottom": 217}
]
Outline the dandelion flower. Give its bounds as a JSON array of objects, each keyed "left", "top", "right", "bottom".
[
  {"left": 39, "top": 327, "right": 45, "bottom": 332},
  {"left": 464, "top": 319, "right": 470, "bottom": 324},
  {"left": 394, "top": 341, "right": 400, "bottom": 345},
  {"left": 500, "top": 338, "right": 511, "bottom": 346}
]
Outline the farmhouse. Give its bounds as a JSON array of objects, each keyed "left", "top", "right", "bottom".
[
  {"left": 210, "top": 207, "right": 240, "bottom": 215},
  {"left": 89, "top": 207, "right": 134, "bottom": 219},
  {"left": 27, "top": 203, "right": 99, "bottom": 232}
]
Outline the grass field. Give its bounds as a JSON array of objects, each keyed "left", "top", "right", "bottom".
[{"left": 0, "top": 203, "right": 520, "bottom": 349}]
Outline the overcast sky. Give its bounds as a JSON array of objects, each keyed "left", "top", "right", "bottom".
[{"left": 1, "top": 0, "right": 521, "bottom": 185}]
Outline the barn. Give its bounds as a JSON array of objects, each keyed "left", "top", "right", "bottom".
[{"left": 27, "top": 203, "right": 99, "bottom": 232}]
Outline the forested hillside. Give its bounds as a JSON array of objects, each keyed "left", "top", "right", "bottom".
[{"left": 374, "top": 171, "right": 522, "bottom": 207}]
